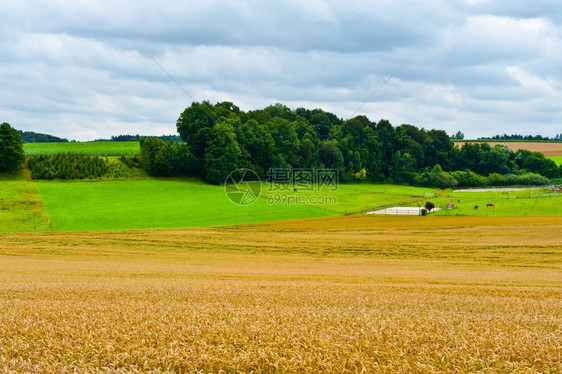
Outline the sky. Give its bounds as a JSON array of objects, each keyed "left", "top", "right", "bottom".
[{"left": 1, "top": 0, "right": 561, "bottom": 141}]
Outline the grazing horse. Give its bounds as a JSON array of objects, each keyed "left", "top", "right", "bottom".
[
  {"left": 457, "top": 199, "right": 461, "bottom": 203},
  {"left": 486, "top": 203, "right": 495, "bottom": 208},
  {"left": 474, "top": 205, "right": 478, "bottom": 210}
]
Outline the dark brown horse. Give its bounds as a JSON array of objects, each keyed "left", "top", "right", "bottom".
[
  {"left": 486, "top": 203, "right": 495, "bottom": 208},
  {"left": 474, "top": 205, "right": 478, "bottom": 210}
]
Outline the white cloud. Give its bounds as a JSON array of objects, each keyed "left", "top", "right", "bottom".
[{"left": 0, "top": 0, "right": 561, "bottom": 140}]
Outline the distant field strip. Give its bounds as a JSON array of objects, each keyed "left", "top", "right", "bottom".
[
  {"left": 0, "top": 216, "right": 560, "bottom": 372},
  {"left": 454, "top": 141, "right": 562, "bottom": 156},
  {"left": 24, "top": 141, "right": 140, "bottom": 156}
]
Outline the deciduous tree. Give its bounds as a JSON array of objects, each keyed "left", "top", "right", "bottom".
[{"left": 0, "top": 122, "right": 25, "bottom": 172}]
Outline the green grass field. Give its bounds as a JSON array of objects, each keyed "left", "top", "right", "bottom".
[
  {"left": 260, "top": 183, "right": 437, "bottom": 214},
  {"left": 24, "top": 141, "right": 140, "bottom": 156},
  {"left": 0, "top": 172, "right": 49, "bottom": 232},
  {"left": 432, "top": 188, "right": 561, "bottom": 216},
  {"left": 2, "top": 168, "right": 560, "bottom": 232},
  {"left": 549, "top": 156, "right": 562, "bottom": 166},
  {"left": 33, "top": 179, "right": 337, "bottom": 232}
]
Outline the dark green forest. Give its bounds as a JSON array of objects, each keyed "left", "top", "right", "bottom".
[
  {"left": 19, "top": 130, "right": 69, "bottom": 143},
  {"left": 141, "top": 101, "right": 561, "bottom": 187}
]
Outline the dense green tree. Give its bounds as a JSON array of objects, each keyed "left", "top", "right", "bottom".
[
  {"left": 0, "top": 123, "right": 25, "bottom": 172},
  {"left": 140, "top": 137, "right": 193, "bottom": 177},
  {"left": 267, "top": 117, "right": 300, "bottom": 168},
  {"left": 204, "top": 121, "right": 241, "bottom": 185},
  {"left": 298, "top": 134, "right": 316, "bottom": 167},
  {"left": 375, "top": 119, "right": 396, "bottom": 177},
  {"left": 318, "top": 140, "right": 343, "bottom": 170},
  {"left": 478, "top": 145, "right": 510, "bottom": 175},
  {"left": 167, "top": 101, "right": 556, "bottom": 187},
  {"left": 389, "top": 151, "right": 416, "bottom": 184},
  {"left": 176, "top": 101, "right": 217, "bottom": 161},
  {"left": 305, "top": 108, "right": 342, "bottom": 139},
  {"left": 235, "top": 119, "right": 275, "bottom": 175},
  {"left": 425, "top": 129, "right": 455, "bottom": 170},
  {"left": 515, "top": 150, "right": 560, "bottom": 179}
]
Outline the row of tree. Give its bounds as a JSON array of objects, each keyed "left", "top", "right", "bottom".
[
  {"left": 414, "top": 165, "right": 550, "bottom": 188},
  {"left": 141, "top": 101, "right": 561, "bottom": 185},
  {"left": 481, "top": 134, "right": 562, "bottom": 141},
  {"left": 95, "top": 134, "right": 182, "bottom": 142}
]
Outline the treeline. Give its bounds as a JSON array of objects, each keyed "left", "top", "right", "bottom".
[
  {"left": 28, "top": 153, "right": 142, "bottom": 180},
  {"left": 19, "top": 130, "right": 68, "bottom": 143},
  {"left": 480, "top": 134, "right": 562, "bottom": 141},
  {"left": 414, "top": 165, "right": 550, "bottom": 188},
  {"left": 94, "top": 134, "right": 182, "bottom": 142},
  {"left": 140, "top": 101, "right": 561, "bottom": 186}
]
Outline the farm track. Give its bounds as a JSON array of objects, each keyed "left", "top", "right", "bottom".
[{"left": 0, "top": 216, "right": 561, "bottom": 372}]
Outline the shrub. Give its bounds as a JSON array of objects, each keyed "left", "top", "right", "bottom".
[
  {"left": 425, "top": 201, "right": 435, "bottom": 212},
  {"left": 487, "top": 173, "right": 506, "bottom": 186}
]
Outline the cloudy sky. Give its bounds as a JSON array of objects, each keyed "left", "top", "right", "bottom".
[{"left": 1, "top": 0, "right": 561, "bottom": 140}]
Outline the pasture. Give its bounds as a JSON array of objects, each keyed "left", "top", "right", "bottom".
[
  {"left": 262, "top": 183, "right": 437, "bottom": 214},
  {"left": 2, "top": 173, "right": 560, "bottom": 232},
  {"left": 0, "top": 216, "right": 560, "bottom": 372},
  {"left": 432, "top": 188, "right": 562, "bottom": 216},
  {"left": 24, "top": 141, "right": 140, "bottom": 156},
  {"left": 32, "top": 178, "right": 337, "bottom": 232}
]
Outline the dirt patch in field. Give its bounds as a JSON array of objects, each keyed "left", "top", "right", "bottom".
[{"left": 455, "top": 141, "right": 562, "bottom": 156}]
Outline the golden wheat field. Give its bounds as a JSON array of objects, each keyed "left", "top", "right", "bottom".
[{"left": 1, "top": 216, "right": 561, "bottom": 373}]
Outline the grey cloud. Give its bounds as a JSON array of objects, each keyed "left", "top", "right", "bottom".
[{"left": 1, "top": 1, "right": 561, "bottom": 140}]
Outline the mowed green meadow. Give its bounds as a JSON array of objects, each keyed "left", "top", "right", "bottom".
[
  {"left": 262, "top": 183, "right": 437, "bottom": 214},
  {"left": 24, "top": 141, "right": 140, "bottom": 156},
  {"left": 32, "top": 178, "right": 337, "bottom": 232},
  {"left": 5, "top": 175, "right": 558, "bottom": 232}
]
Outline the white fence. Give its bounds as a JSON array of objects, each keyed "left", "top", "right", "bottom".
[{"left": 366, "top": 207, "right": 442, "bottom": 215}]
